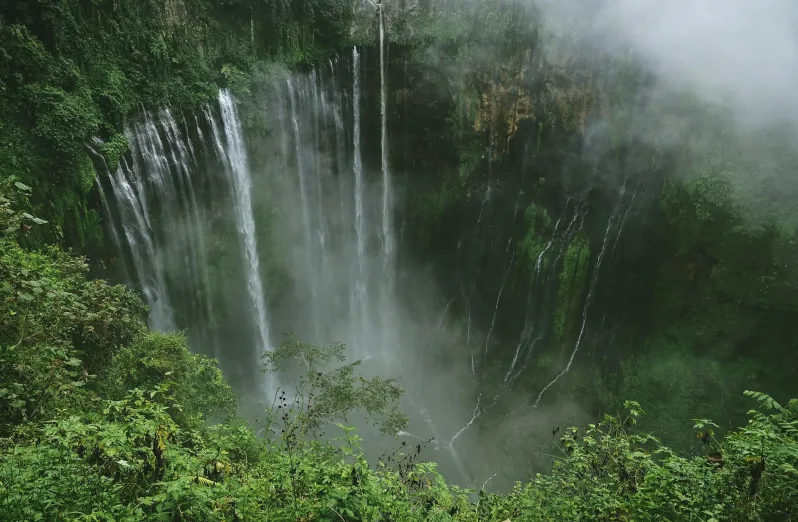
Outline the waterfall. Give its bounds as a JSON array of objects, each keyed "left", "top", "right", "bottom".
[
  {"left": 93, "top": 45, "right": 631, "bottom": 487},
  {"left": 87, "top": 143, "right": 132, "bottom": 285},
  {"left": 86, "top": 20, "right": 625, "bottom": 481},
  {"left": 352, "top": 47, "right": 368, "bottom": 357},
  {"left": 106, "top": 120, "right": 176, "bottom": 332},
  {"left": 273, "top": 57, "right": 404, "bottom": 361},
  {"left": 100, "top": 96, "right": 277, "bottom": 392},
  {"left": 313, "top": 69, "right": 331, "bottom": 310},
  {"left": 503, "top": 199, "right": 588, "bottom": 386},
  {"left": 330, "top": 58, "right": 350, "bottom": 260},
  {"left": 379, "top": 4, "right": 395, "bottom": 290},
  {"left": 533, "top": 198, "right": 621, "bottom": 408},
  {"left": 378, "top": 4, "right": 398, "bottom": 362},
  {"left": 503, "top": 217, "right": 561, "bottom": 384},
  {"left": 266, "top": 47, "right": 401, "bottom": 361},
  {"left": 161, "top": 109, "right": 216, "bottom": 349},
  {"left": 287, "top": 79, "right": 319, "bottom": 338},
  {"left": 483, "top": 239, "right": 515, "bottom": 376},
  {"left": 215, "top": 90, "right": 273, "bottom": 393}
]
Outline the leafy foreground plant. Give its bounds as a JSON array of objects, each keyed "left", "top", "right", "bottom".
[
  {"left": 2, "top": 383, "right": 797, "bottom": 521},
  {"left": 262, "top": 336, "right": 409, "bottom": 438}
]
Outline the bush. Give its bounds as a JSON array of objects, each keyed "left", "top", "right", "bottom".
[{"left": 99, "top": 332, "right": 237, "bottom": 428}]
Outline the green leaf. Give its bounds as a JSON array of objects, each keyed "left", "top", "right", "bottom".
[{"left": 14, "top": 182, "right": 32, "bottom": 192}]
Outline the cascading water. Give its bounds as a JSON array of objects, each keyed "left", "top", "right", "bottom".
[
  {"left": 351, "top": 47, "right": 369, "bottom": 357},
  {"left": 313, "top": 69, "right": 331, "bottom": 311},
  {"left": 97, "top": 38, "right": 629, "bottom": 490},
  {"left": 286, "top": 78, "right": 319, "bottom": 339},
  {"left": 330, "top": 58, "right": 349, "bottom": 244},
  {"left": 533, "top": 194, "right": 622, "bottom": 408},
  {"left": 100, "top": 95, "right": 279, "bottom": 393},
  {"left": 215, "top": 90, "right": 273, "bottom": 394},
  {"left": 379, "top": 3, "right": 395, "bottom": 290},
  {"left": 503, "top": 217, "right": 561, "bottom": 384},
  {"left": 161, "top": 109, "right": 216, "bottom": 348},
  {"left": 87, "top": 143, "right": 131, "bottom": 285},
  {"left": 378, "top": 3, "right": 398, "bottom": 360},
  {"left": 483, "top": 239, "right": 515, "bottom": 376},
  {"left": 106, "top": 120, "right": 175, "bottom": 332},
  {"left": 503, "top": 199, "right": 588, "bottom": 385}
]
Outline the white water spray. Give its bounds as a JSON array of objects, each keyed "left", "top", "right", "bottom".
[
  {"left": 352, "top": 47, "right": 369, "bottom": 357},
  {"left": 287, "top": 79, "right": 320, "bottom": 339},
  {"left": 379, "top": 3, "right": 394, "bottom": 287}
]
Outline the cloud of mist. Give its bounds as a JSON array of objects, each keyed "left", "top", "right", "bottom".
[{"left": 536, "top": 0, "right": 798, "bottom": 127}]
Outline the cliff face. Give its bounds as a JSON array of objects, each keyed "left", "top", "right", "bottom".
[
  {"left": 371, "top": 3, "right": 798, "bottom": 442},
  {"left": 5, "top": 0, "right": 798, "bottom": 457}
]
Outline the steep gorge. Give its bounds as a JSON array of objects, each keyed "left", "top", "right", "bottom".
[{"left": 5, "top": 0, "right": 798, "bottom": 491}]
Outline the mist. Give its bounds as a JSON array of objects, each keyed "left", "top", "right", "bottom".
[
  {"left": 535, "top": 0, "right": 798, "bottom": 127},
  {"left": 96, "top": 0, "right": 798, "bottom": 495},
  {"left": 247, "top": 57, "right": 586, "bottom": 491}
]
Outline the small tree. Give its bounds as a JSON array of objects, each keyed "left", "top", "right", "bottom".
[{"left": 263, "top": 336, "right": 408, "bottom": 439}]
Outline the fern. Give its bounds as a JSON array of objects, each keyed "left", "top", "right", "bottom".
[
  {"left": 745, "top": 390, "right": 786, "bottom": 413},
  {"left": 779, "top": 421, "right": 798, "bottom": 437}
]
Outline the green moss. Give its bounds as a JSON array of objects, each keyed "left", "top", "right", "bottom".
[
  {"left": 457, "top": 141, "right": 483, "bottom": 181},
  {"left": 83, "top": 209, "right": 103, "bottom": 248},
  {"left": 97, "top": 134, "right": 129, "bottom": 171},
  {"left": 525, "top": 202, "right": 552, "bottom": 229},
  {"left": 28, "top": 85, "right": 102, "bottom": 159},
  {"left": 410, "top": 185, "right": 458, "bottom": 243},
  {"left": 536, "top": 121, "right": 544, "bottom": 152},
  {"left": 72, "top": 208, "right": 85, "bottom": 246},
  {"left": 520, "top": 202, "right": 553, "bottom": 265},
  {"left": 75, "top": 153, "right": 95, "bottom": 196},
  {"left": 553, "top": 232, "right": 591, "bottom": 342},
  {"left": 521, "top": 233, "right": 548, "bottom": 267},
  {"left": 49, "top": 188, "right": 77, "bottom": 223}
]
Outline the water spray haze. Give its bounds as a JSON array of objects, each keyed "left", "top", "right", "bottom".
[{"left": 534, "top": 0, "right": 798, "bottom": 126}]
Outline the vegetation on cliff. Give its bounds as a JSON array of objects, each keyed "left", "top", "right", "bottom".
[{"left": 0, "top": 0, "right": 354, "bottom": 249}]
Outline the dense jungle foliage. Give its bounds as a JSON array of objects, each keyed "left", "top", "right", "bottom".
[
  {"left": 2, "top": 0, "right": 798, "bottom": 519},
  {"left": 2, "top": 179, "right": 798, "bottom": 521}
]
